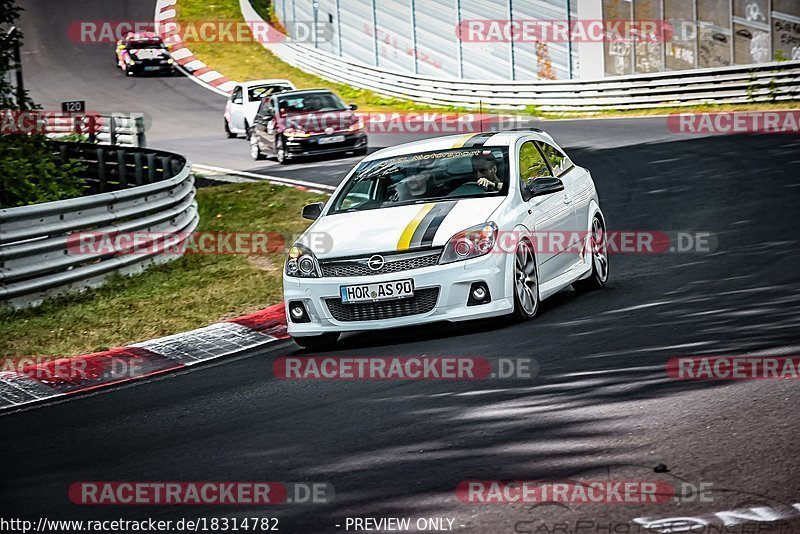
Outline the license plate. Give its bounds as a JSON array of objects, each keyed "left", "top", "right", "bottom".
[
  {"left": 318, "top": 135, "right": 345, "bottom": 145},
  {"left": 143, "top": 66, "right": 161, "bottom": 71},
  {"left": 340, "top": 279, "right": 414, "bottom": 304}
]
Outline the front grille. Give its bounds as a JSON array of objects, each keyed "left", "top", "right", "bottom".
[
  {"left": 321, "top": 250, "right": 441, "bottom": 278},
  {"left": 325, "top": 287, "right": 440, "bottom": 322}
]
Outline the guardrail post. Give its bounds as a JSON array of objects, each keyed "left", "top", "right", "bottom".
[
  {"left": 109, "top": 115, "right": 117, "bottom": 146},
  {"left": 134, "top": 152, "right": 143, "bottom": 185},
  {"left": 117, "top": 149, "right": 127, "bottom": 188},
  {"left": 160, "top": 156, "right": 171, "bottom": 180},
  {"left": 96, "top": 148, "right": 107, "bottom": 192},
  {"left": 135, "top": 115, "right": 146, "bottom": 147},
  {"left": 147, "top": 153, "right": 157, "bottom": 184}
]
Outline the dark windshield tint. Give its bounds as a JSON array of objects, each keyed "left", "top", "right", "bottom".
[
  {"left": 331, "top": 147, "right": 510, "bottom": 213},
  {"left": 276, "top": 92, "right": 347, "bottom": 114}
]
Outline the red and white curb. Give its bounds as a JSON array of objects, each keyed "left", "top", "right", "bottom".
[
  {"left": 154, "top": 0, "right": 238, "bottom": 96},
  {"left": 0, "top": 304, "right": 288, "bottom": 411}
]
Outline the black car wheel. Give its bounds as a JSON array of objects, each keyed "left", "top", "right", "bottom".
[
  {"left": 275, "top": 137, "right": 288, "bottom": 164},
  {"left": 250, "top": 133, "right": 265, "bottom": 160},
  {"left": 573, "top": 214, "right": 609, "bottom": 291},
  {"left": 224, "top": 119, "right": 236, "bottom": 139}
]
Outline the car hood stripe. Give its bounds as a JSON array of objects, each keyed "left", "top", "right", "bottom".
[
  {"left": 412, "top": 201, "right": 457, "bottom": 248},
  {"left": 397, "top": 203, "right": 436, "bottom": 251}
]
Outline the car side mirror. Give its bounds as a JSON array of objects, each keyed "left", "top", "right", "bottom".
[
  {"left": 233, "top": 97, "right": 243, "bottom": 105},
  {"left": 527, "top": 177, "right": 564, "bottom": 198},
  {"left": 349, "top": 104, "right": 358, "bottom": 111},
  {"left": 302, "top": 202, "right": 324, "bottom": 221}
]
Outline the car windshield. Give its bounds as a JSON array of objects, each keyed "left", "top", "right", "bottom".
[
  {"left": 128, "top": 42, "right": 164, "bottom": 50},
  {"left": 248, "top": 85, "right": 290, "bottom": 101},
  {"left": 276, "top": 92, "right": 347, "bottom": 114},
  {"left": 331, "top": 147, "right": 510, "bottom": 213}
]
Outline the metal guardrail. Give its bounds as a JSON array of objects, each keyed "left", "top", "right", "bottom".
[
  {"left": 274, "top": 42, "right": 800, "bottom": 111},
  {"left": 46, "top": 113, "right": 147, "bottom": 147},
  {"left": 242, "top": 0, "right": 800, "bottom": 111},
  {"left": 0, "top": 142, "right": 198, "bottom": 310}
]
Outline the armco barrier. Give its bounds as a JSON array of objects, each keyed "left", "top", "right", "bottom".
[
  {"left": 0, "top": 142, "right": 197, "bottom": 309},
  {"left": 46, "top": 113, "right": 147, "bottom": 147},
  {"left": 240, "top": 0, "right": 800, "bottom": 111}
]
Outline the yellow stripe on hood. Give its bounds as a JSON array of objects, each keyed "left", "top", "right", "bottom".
[
  {"left": 451, "top": 133, "right": 481, "bottom": 149},
  {"left": 397, "top": 203, "right": 435, "bottom": 251}
]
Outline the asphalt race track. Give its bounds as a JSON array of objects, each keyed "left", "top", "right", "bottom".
[{"left": 5, "top": 1, "right": 800, "bottom": 532}]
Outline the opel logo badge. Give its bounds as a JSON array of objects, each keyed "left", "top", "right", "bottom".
[
  {"left": 325, "top": 127, "right": 334, "bottom": 135},
  {"left": 367, "top": 255, "right": 385, "bottom": 271}
]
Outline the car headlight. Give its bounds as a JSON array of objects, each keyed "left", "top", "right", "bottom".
[
  {"left": 439, "top": 222, "right": 498, "bottom": 264},
  {"left": 167, "top": 58, "right": 174, "bottom": 64},
  {"left": 348, "top": 117, "right": 365, "bottom": 131},
  {"left": 284, "top": 128, "right": 311, "bottom": 138},
  {"left": 285, "top": 244, "right": 321, "bottom": 278}
]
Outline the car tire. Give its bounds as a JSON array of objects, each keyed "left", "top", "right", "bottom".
[
  {"left": 512, "top": 240, "right": 540, "bottom": 321},
  {"left": 244, "top": 121, "right": 251, "bottom": 139},
  {"left": 573, "top": 214, "right": 609, "bottom": 292},
  {"left": 275, "top": 137, "right": 288, "bottom": 164},
  {"left": 250, "top": 133, "right": 265, "bottom": 160},
  {"left": 292, "top": 333, "right": 340, "bottom": 351},
  {"left": 224, "top": 119, "right": 237, "bottom": 139}
]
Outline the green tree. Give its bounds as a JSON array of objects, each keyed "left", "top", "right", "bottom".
[{"left": 1, "top": 0, "right": 86, "bottom": 208}]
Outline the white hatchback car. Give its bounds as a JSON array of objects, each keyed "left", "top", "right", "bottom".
[
  {"left": 283, "top": 130, "right": 609, "bottom": 349},
  {"left": 224, "top": 79, "right": 296, "bottom": 138}
]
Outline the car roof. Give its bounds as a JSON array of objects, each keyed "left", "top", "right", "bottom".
[
  {"left": 125, "top": 32, "right": 163, "bottom": 43},
  {"left": 274, "top": 88, "right": 336, "bottom": 97},
  {"left": 363, "top": 130, "right": 556, "bottom": 161},
  {"left": 239, "top": 79, "right": 294, "bottom": 88}
]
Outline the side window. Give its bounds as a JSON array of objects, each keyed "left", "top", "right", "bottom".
[
  {"left": 537, "top": 142, "right": 573, "bottom": 177},
  {"left": 519, "top": 141, "right": 551, "bottom": 192},
  {"left": 231, "top": 86, "right": 243, "bottom": 104}
]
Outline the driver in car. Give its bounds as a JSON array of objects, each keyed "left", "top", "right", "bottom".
[
  {"left": 472, "top": 154, "right": 503, "bottom": 192},
  {"left": 393, "top": 171, "right": 434, "bottom": 201}
]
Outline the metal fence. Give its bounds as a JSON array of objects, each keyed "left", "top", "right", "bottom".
[
  {"left": 271, "top": 0, "right": 800, "bottom": 81},
  {"left": 45, "top": 113, "right": 147, "bottom": 147},
  {"left": 243, "top": 0, "right": 800, "bottom": 110},
  {"left": 269, "top": 41, "right": 800, "bottom": 110},
  {"left": 0, "top": 143, "right": 198, "bottom": 310}
]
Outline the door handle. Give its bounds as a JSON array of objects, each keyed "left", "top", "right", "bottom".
[{"left": 563, "top": 193, "right": 572, "bottom": 204}]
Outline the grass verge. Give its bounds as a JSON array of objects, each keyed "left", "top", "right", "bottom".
[
  {"left": 176, "top": 0, "right": 431, "bottom": 111},
  {"left": 0, "top": 181, "right": 325, "bottom": 361},
  {"left": 178, "top": 0, "right": 799, "bottom": 118}
]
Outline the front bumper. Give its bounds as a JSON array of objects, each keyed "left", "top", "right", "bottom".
[
  {"left": 284, "top": 132, "right": 367, "bottom": 159},
  {"left": 129, "top": 62, "right": 175, "bottom": 74},
  {"left": 283, "top": 250, "right": 513, "bottom": 336}
]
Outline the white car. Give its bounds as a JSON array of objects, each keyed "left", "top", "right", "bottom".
[
  {"left": 283, "top": 130, "right": 609, "bottom": 349},
  {"left": 224, "top": 79, "right": 296, "bottom": 138}
]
